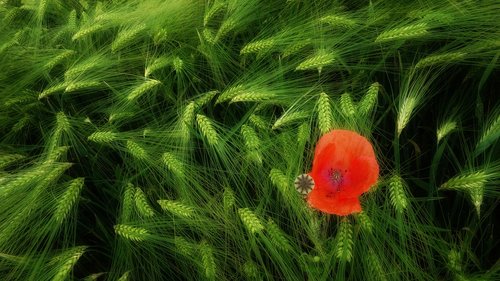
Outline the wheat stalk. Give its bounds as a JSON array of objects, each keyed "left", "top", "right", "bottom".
[
  {"left": 195, "top": 90, "right": 218, "bottom": 108},
  {"left": 448, "top": 249, "right": 462, "bottom": 273},
  {"left": 55, "top": 112, "right": 71, "bottom": 133},
  {"left": 243, "top": 261, "right": 259, "bottom": 279},
  {"left": 216, "top": 18, "right": 236, "bottom": 41}
]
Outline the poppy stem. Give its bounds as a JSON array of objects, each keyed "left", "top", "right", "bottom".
[{"left": 393, "top": 134, "right": 401, "bottom": 172}]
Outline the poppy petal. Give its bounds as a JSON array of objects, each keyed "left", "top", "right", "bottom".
[
  {"left": 314, "top": 130, "right": 376, "bottom": 161},
  {"left": 307, "top": 129, "right": 378, "bottom": 216},
  {"left": 307, "top": 188, "right": 362, "bottom": 216},
  {"left": 310, "top": 145, "right": 350, "bottom": 192},
  {"left": 339, "top": 155, "right": 380, "bottom": 198}
]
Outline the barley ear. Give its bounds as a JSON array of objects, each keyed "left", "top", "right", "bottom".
[
  {"left": 134, "top": 187, "right": 155, "bottom": 218},
  {"left": 358, "top": 82, "right": 380, "bottom": 116},
  {"left": 162, "top": 152, "right": 184, "bottom": 178},
  {"left": 397, "top": 96, "right": 418, "bottom": 137},
  {"left": 375, "top": 23, "right": 429, "bottom": 42},
  {"left": 125, "top": 140, "right": 148, "bottom": 160},
  {"left": 437, "top": 120, "right": 457, "bottom": 143},
  {"left": 388, "top": 174, "right": 409, "bottom": 213},
  {"left": 127, "top": 79, "right": 161, "bottom": 101},
  {"left": 440, "top": 171, "right": 487, "bottom": 216},
  {"left": 272, "top": 110, "right": 309, "bottom": 130},
  {"left": 475, "top": 112, "right": 500, "bottom": 154},
  {"left": 269, "top": 168, "right": 292, "bottom": 200},
  {"left": 52, "top": 246, "right": 86, "bottom": 281},
  {"left": 54, "top": 178, "right": 85, "bottom": 224},
  {"left": 223, "top": 187, "right": 236, "bottom": 211},
  {"left": 340, "top": 92, "right": 356, "bottom": 117},
  {"left": 157, "top": 200, "right": 195, "bottom": 218},
  {"left": 88, "top": 131, "right": 117, "bottom": 144},
  {"left": 199, "top": 240, "right": 217, "bottom": 279},
  {"left": 111, "top": 24, "right": 147, "bottom": 53},
  {"left": 114, "top": 224, "right": 150, "bottom": 242},
  {"left": 196, "top": 114, "right": 219, "bottom": 146},
  {"left": 266, "top": 219, "right": 292, "bottom": 252},
  {"left": 117, "top": 271, "right": 131, "bottom": 281},
  {"left": 296, "top": 50, "right": 336, "bottom": 71},
  {"left": 238, "top": 208, "right": 264, "bottom": 234},
  {"left": 335, "top": 218, "right": 354, "bottom": 262},
  {"left": 316, "top": 92, "right": 333, "bottom": 134}
]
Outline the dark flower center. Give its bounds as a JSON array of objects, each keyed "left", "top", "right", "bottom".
[{"left": 328, "top": 168, "right": 344, "bottom": 192}]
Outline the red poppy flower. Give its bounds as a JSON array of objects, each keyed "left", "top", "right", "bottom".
[{"left": 307, "top": 130, "right": 379, "bottom": 216}]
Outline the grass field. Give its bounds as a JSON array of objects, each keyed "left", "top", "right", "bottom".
[{"left": 0, "top": 0, "right": 499, "bottom": 280}]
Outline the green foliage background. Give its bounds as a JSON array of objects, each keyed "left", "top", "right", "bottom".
[{"left": 0, "top": 0, "right": 499, "bottom": 280}]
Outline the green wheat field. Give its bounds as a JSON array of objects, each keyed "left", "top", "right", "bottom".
[{"left": 0, "top": 0, "right": 499, "bottom": 280}]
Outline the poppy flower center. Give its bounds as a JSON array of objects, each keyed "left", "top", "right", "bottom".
[{"left": 328, "top": 168, "right": 344, "bottom": 192}]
